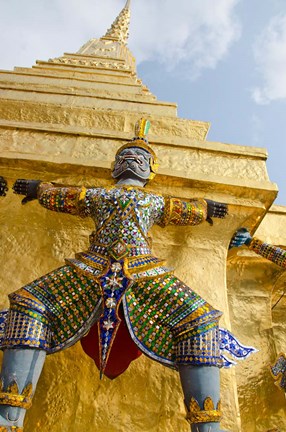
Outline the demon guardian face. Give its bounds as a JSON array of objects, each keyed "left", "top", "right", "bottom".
[{"left": 112, "top": 147, "right": 152, "bottom": 182}]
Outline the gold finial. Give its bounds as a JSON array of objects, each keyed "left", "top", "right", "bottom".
[{"left": 103, "top": 0, "right": 131, "bottom": 46}]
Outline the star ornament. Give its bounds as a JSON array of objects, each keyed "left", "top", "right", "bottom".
[
  {"left": 105, "top": 275, "right": 123, "bottom": 289},
  {"left": 103, "top": 319, "right": 114, "bottom": 331},
  {"left": 106, "top": 298, "right": 116, "bottom": 309}
]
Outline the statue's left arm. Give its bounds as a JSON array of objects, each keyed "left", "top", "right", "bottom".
[
  {"left": 159, "top": 197, "right": 228, "bottom": 227},
  {"left": 230, "top": 228, "right": 286, "bottom": 268},
  {"left": 249, "top": 238, "right": 286, "bottom": 268}
]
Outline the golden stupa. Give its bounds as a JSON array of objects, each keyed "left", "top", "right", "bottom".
[{"left": 0, "top": 1, "right": 285, "bottom": 431}]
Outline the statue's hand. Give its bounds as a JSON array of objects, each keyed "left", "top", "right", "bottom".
[
  {"left": 229, "top": 228, "right": 252, "bottom": 249},
  {"left": 13, "top": 179, "right": 42, "bottom": 204},
  {"left": 0, "top": 176, "right": 8, "bottom": 196},
  {"left": 205, "top": 199, "right": 228, "bottom": 225}
]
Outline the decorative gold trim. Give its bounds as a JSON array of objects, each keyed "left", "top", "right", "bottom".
[
  {"left": 79, "top": 186, "right": 87, "bottom": 201},
  {"left": 74, "top": 253, "right": 109, "bottom": 272},
  {"left": 64, "top": 259, "right": 104, "bottom": 282},
  {"left": 161, "top": 198, "right": 207, "bottom": 227},
  {"left": 108, "top": 239, "right": 130, "bottom": 260},
  {"left": 127, "top": 258, "right": 167, "bottom": 274},
  {"left": 186, "top": 397, "right": 222, "bottom": 424},
  {"left": 0, "top": 380, "right": 33, "bottom": 410},
  {"left": 0, "top": 427, "right": 24, "bottom": 432},
  {"left": 116, "top": 140, "right": 156, "bottom": 159}
]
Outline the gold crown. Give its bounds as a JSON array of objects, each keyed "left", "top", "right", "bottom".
[{"left": 113, "top": 119, "right": 159, "bottom": 181}]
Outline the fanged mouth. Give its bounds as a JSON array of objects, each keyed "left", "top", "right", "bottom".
[{"left": 114, "top": 158, "right": 148, "bottom": 174}]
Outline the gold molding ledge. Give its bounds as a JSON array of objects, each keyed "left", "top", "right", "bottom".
[{"left": 0, "top": 119, "right": 265, "bottom": 158}]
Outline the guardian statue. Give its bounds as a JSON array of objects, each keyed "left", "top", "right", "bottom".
[{"left": 0, "top": 120, "right": 255, "bottom": 432}]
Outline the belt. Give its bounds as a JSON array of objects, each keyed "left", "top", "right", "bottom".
[{"left": 89, "top": 240, "right": 152, "bottom": 259}]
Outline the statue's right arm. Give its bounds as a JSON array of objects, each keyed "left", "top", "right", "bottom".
[
  {"left": 38, "top": 183, "right": 90, "bottom": 216},
  {"left": 13, "top": 179, "right": 93, "bottom": 216}
]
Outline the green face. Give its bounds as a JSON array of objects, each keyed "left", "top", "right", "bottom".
[{"left": 112, "top": 147, "right": 152, "bottom": 181}]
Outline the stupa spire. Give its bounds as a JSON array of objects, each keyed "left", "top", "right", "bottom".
[
  {"left": 55, "top": 0, "right": 135, "bottom": 73},
  {"left": 103, "top": 0, "right": 131, "bottom": 45}
]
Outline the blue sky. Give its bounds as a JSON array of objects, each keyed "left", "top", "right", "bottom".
[{"left": 1, "top": 0, "right": 286, "bottom": 204}]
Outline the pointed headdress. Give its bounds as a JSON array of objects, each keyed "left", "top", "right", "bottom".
[{"left": 114, "top": 119, "right": 159, "bottom": 180}]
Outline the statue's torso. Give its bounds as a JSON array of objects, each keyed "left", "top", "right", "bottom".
[
  {"left": 87, "top": 186, "right": 165, "bottom": 251},
  {"left": 66, "top": 186, "right": 169, "bottom": 279}
]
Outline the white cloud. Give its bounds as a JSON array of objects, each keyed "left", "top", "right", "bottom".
[
  {"left": 0, "top": 0, "right": 241, "bottom": 80},
  {"left": 130, "top": 0, "right": 241, "bottom": 79},
  {"left": 252, "top": 14, "right": 286, "bottom": 104}
]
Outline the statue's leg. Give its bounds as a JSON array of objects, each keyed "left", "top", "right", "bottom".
[
  {"left": 0, "top": 348, "right": 46, "bottom": 430},
  {"left": 179, "top": 365, "right": 228, "bottom": 432},
  {"left": 0, "top": 264, "right": 102, "bottom": 431}
]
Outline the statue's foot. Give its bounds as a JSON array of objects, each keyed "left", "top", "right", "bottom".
[{"left": 0, "top": 406, "right": 24, "bottom": 429}]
